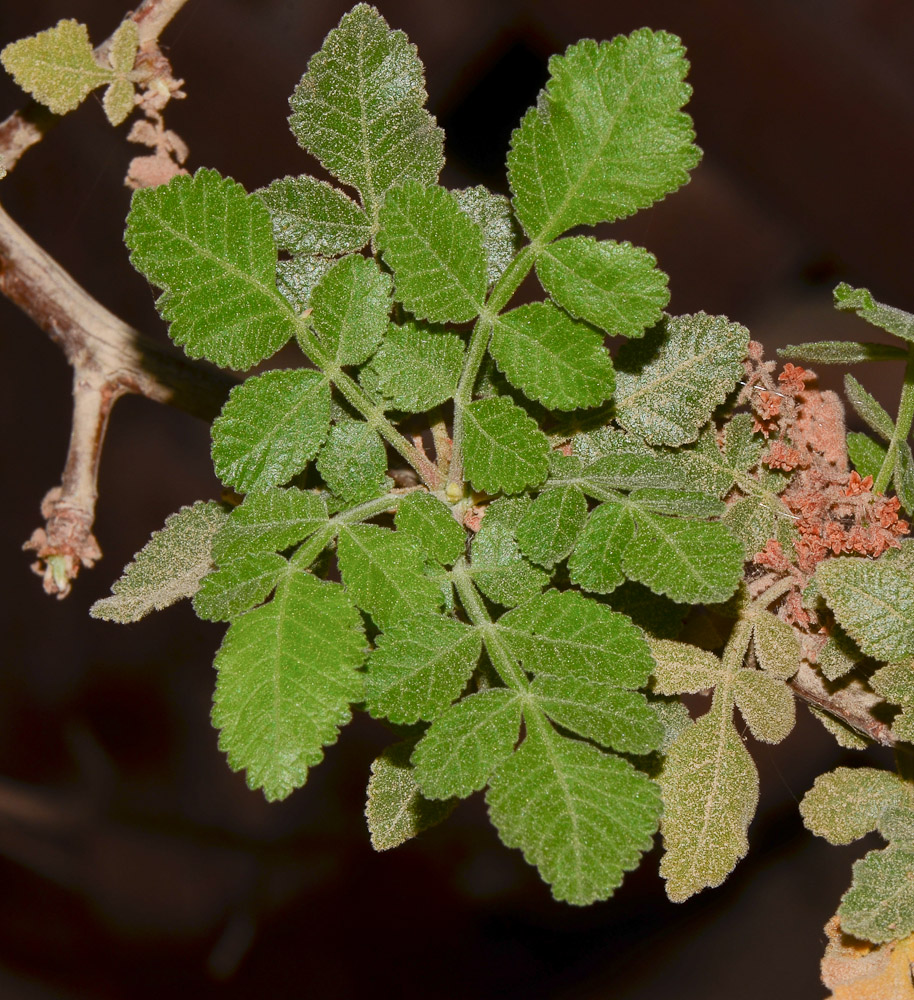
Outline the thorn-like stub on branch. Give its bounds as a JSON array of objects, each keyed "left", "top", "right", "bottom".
[{"left": 23, "top": 487, "right": 102, "bottom": 598}]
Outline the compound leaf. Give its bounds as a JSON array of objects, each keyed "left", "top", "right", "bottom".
[
  {"left": 468, "top": 498, "right": 550, "bottom": 607},
  {"left": 834, "top": 282, "right": 914, "bottom": 345},
  {"left": 126, "top": 168, "right": 296, "bottom": 370},
  {"left": 455, "top": 185, "right": 518, "bottom": 285},
  {"left": 316, "top": 420, "right": 390, "bottom": 504},
  {"left": 1, "top": 19, "right": 110, "bottom": 115},
  {"left": 366, "top": 613, "right": 482, "bottom": 724},
  {"left": 212, "top": 572, "right": 367, "bottom": 801},
  {"left": 516, "top": 485, "right": 588, "bottom": 568},
  {"left": 462, "top": 396, "right": 550, "bottom": 495},
  {"left": 841, "top": 847, "right": 914, "bottom": 944},
  {"left": 212, "top": 488, "right": 329, "bottom": 563},
  {"left": 489, "top": 301, "right": 616, "bottom": 410},
  {"left": 535, "top": 237, "right": 669, "bottom": 338},
  {"left": 507, "top": 30, "right": 699, "bottom": 242},
  {"left": 361, "top": 320, "right": 464, "bottom": 412},
  {"left": 366, "top": 740, "right": 456, "bottom": 851},
  {"left": 614, "top": 313, "right": 750, "bottom": 446},
  {"left": 394, "top": 492, "right": 466, "bottom": 566},
  {"left": 337, "top": 524, "right": 443, "bottom": 628},
  {"left": 309, "top": 254, "right": 392, "bottom": 365},
  {"left": 487, "top": 721, "right": 662, "bottom": 904},
  {"left": 192, "top": 552, "right": 288, "bottom": 622},
  {"left": 377, "top": 182, "right": 488, "bottom": 323},
  {"left": 288, "top": 4, "right": 443, "bottom": 223},
  {"left": 90, "top": 501, "right": 227, "bottom": 623},
  {"left": 412, "top": 689, "right": 523, "bottom": 799},
  {"left": 211, "top": 369, "right": 331, "bottom": 491},
  {"left": 801, "top": 767, "right": 910, "bottom": 845},
  {"left": 659, "top": 699, "right": 759, "bottom": 901},
  {"left": 258, "top": 175, "right": 371, "bottom": 255}
]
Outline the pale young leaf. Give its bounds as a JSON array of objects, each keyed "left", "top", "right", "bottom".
[
  {"left": 809, "top": 707, "right": 870, "bottom": 750},
  {"left": 834, "top": 282, "right": 914, "bottom": 344},
  {"left": 192, "top": 552, "right": 288, "bottom": 622},
  {"left": 107, "top": 19, "right": 138, "bottom": 74},
  {"left": 377, "top": 182, "right": 487, "bottom": 323},
  {"left": 365, "top": 613, "right": 482, "bottom": 723},
  {"left": 818, "top": 628, "right": 864, "bottom": 681},
  {"left": 732, "top": 671, "right": 795, "bottom": 744},
  {"left": 507, "top": 30, "right": 699, "bottom": 242},
  {"left": 659, "top": 699, "right": 759, "bottom": 901},
  {"left": 515, "top": 485, "right": 588, "bottom": 568},
  {"left": 487, "top": 721, "right": 662, "bottom": 905},
  {"left": 212, "top": 573, "right": 366, "bottom": 801},
  {"left": 126, "top": 169, "right": 297, "bottom": 370},
  {"left": 258, "top": 175, "right": 371, "bottom": 255},
  {"left": 316, "top": 420, "right": 390, "bottom": 504},
  {"left": 102, "top": 76, "right": 134, "bottom": 126},
  {"left": 360, "top": 320, "right": 464, "bottom": 413},
  {"left": 535, "top": 238, "right": 669, "bottom": 338},
  {"left": 751, "top": 609, "right": 800, "bottom": 679},
  {"left": 309, "top": 254, "right": 392, "bottom": 365},
  {"left": 412, "top": 689, "right": 523, "bottom": 799},
  {"left": 1, "top": 20, "right": 110, "bottom": 115},
  {"left": 288, "top": 4, "right": 443, "bottom": 222},
  {"left": 90, "top": 502, "right": 227, "bottom": 623},
  {"left": 366, "top": 741, "right": 456, "bottom": 851},
  {"left": 454, "top": 185, "right": 519, "bottom": 285},
  {"left": 820, "top": 914, "right": 914, "bottom": 1000},
  {"left": 800, "top": 767, "right": 910, "bottom": 845},
  {"left": 394, "top": 492, "right": 466, "bottom": 566},
  {"left": 841, "top": 847, "right": 914, "bottom": 944},
  {"left": 336, "top": 524, "right": 443, "bottom": 628},
  {"left": 614, "top": 313, "right": 750, "bottom": 446},
  {"left": 210, "top": 370, "right": 331, "bottom": 492},
  {"left": 212, "top": 488, "right": 329, "bottom": 563},
  {"left": 489, "top": 301, "right": 616, "bottom": 410},
  {"left": 469, "top": 498, "right": 550, "bottom": 607},
  {"left": 872, "top": 662, "right": 914, "bottom": 706},
  {"left": 648, "top": 639, "right": 726, "bottom": 695},
  {"left": 462, "top": 396, "right": 550, "bottom": 495}
]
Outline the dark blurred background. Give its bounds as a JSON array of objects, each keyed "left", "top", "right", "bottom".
[{"left": 2, "top": 1, "right": 913, "bottom": 996}]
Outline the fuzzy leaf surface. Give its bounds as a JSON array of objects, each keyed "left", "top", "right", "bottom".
[
  {"left": 778, "top": 340, "right": 908, "bottom": 364},
  {"left": 1, "top": 19, "right": 109, "bottom": 114},
  {"left": 211, "top": 370, "right": 331, "bottom": 491},
  {"left": 377, "top": 182, "right": 487, "bottom": 323},
  {"left": 536, "top": 238, "right": 669, "bottom": 338},
  {"left": 801, "top": 767, "right": 910, "bottom": 845},
  {"left": 649, "top": 639, "right": 726, "bottom": 694},
  {"left": 834, "top": 283, "right": 914, "bottom": 344},
  {"left": 614, "top": 313, "right": 750, "bottom": 446},
  {"left": 844, "top": 375, "right": 895, "bottom": 441},
  {"left": 366, "top": 741, "right": 456, "bottom": 851},
  {"left": 366, "top": 613, "right": 482, "bottom": 724},
  {"left": 212, "top": 573, "right": 366, "bottom": 801},
  {"left": 337, "top": 524, "right": 442, "bottom": 628},
  {"left": 751, "top": 610, "right": 800, "bottom": 679},
  {"left": 258, "top": 175, "right": 371, "bottom": 255},
  {"left": 817, "top": 558, "right": 914, "bottom": 662},
  {"left": 288, "top": 4, "right": 443, "bottom": 221},
  {"left": 126, "top": 169, "right": 296, "bottom": 370},
  {"left": 841, "top": 848, "right": 914, "bottom": 944},
  {"left": 516, "top": 485, "right": 588, "bottom": 568},
  {"left": 469, "top": 498, "right": 549, "bottom": 607},
  {"left": 277, "top": 254, "right": 336, "bottom": 312},
  {"left": 487, "top": 722, "right": 662, "bottom": 904},
  {"left": 91, "top": 502, "right": 227, "bottom": 622},
  {"left": 316, "top": 421, "right": 389, "bottom": 504},
  {"left": 489, "top": 301, "right": 615, "bottom": 410},
  {"left": 507, "top": 30, "right": 699, "bottom": 242},
  {"left": 462, "top": 396, "right": 550, "bottom": 495},
  {"left": 733, "top": 671, "right": 795, "bottom": 743},
  {"left": 309, "top": 254, "right": 392, "bottom": 365},
  {"left": 454, "top": 185, "right": 518, "bottom": 285},
  {"left": 659, "top": 700, "right": 759, "bottom": 901},
  {"left": 361, "top": 320, "right": 464, "bottom": 412},
  {"left": 394, "top": 492, "right": 466, "bottom": 566},
  {"left": 192, "top": 553, "right": 288, "bottom": 622},
  {"left": 412, "top": 690, "right": 523, "bottom": 799},
  {"left": 212, "top": 488, "right": 329, "bottom": 563}
]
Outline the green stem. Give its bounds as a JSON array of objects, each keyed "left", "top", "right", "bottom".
[
  {"left": 451, "top": 558, "right": 530, "bottom": 692},
  {"left": 875, "top": 342, "right": 914, "bottom": 494},
  {"left": 446, "top": 243, "right": 539, "bottom": 495},
  {"left": 296, "top": 323, "right": 440, "bottom": 490}
]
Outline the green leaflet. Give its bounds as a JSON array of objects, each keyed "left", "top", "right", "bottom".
[
  {"left": 535, "top": 238, "right": 669, "bottom": 338},
  {"left": 257, "top": 175, "right": 371, "bottom": 255},
  {"left": 834, "top": 282, "right": 914, "bottom": 344},
  {"left": 649, "top": 639, "right": 726, "bottom": 693},
  {"left": 365, "top": 613, "right": 482, "bottom": 724},
  {"left": 842, "top": 847, "right": 914, "bottom": 944},
  {"left": 212, "top": 488, "right": 329, "bottom": 563},
  {"left": 732, "top": 670, "right": 795, "bottom": 743},
  {"left": 365, "top": 740, "right": 456, "bottom": 851},
  {"left": 818, "top": 628, "right": 863, "bottom": 682},
  {"left": 126, "top": 169, "right": 297, "bottom": 370},
  {"left": 412, "top": 689, "right": 523, "bottom": 799},
  {"left": 211, "top": 369, "right": 331, "bottom": 492},
  {"left": 816, "top": 557, "right": 914, "bottom": 662},
  {"left": 91, "top": 502, "right": 227, "bottom": 623},
  {"left": 778, "top": 340, "right": 908, "bottom": 364},
  {"left": 487, "top": 720, "right": 662, "bottom": 905},
  {"left": 567, "top": 502, "right": 633, "bottom": 594},
  {"left": 659, "top": 697, "right": 758, "bottom": 901},
  {"left": 193, "top": 552, "right": 288, "bottom": 622},
  {"left": 377, "top": 182, "right": 488, "bottom": 323},
  {"left": 750, "top": 609, "right": 800, "bottom": 680},
  {"left": 288, "top": 4, "right": 443, "bottom": 224},
  {"left": 394, "top": 492, "right": 465, "bottom": 566},
  {"left": 614, "top": 313, "right": 750, "bottom": 446},
  {"left": 212, "top": 572, "right": 367, "bottom": 801},
  {"left": 606, "top": 582, "right": 688, "bottom": 640},
  {"left": 800, "top": 767, "right": 910, "bottom": 846},
  {"left": 454, "top": 185, "right": 519, "bottom": 285},
  {"left": 844, "top": 374, "right": 895, "bottom": 441},
  {"left": 276, "top": 254, "right": 337, "bottom": 312},
  {"left": 360, "top": 320, "right": 464, "bottom": 413},
  {"left": 489, "top": 301, "right": 616, "bottom": 410},
  {"left": 723, "top": 412, "right": 765, "bottom": 473},
  {"left": 516, "top": 485, "right": 588, "bottom": 568},
  {"left": 308, "top": 254, "right": 392, "bottom": 365},
  {"left": 462, "top": 396, "right": 550, "bottom": 495},
  {"left": 336, "top": 524, "right": 443, "bottom": 628},
  {"left": 507, "top": 30, "right": 699, "bottom": 242},
  {"left": 316, "top": 420, "right": 390, "bottom": 504},
  {"left": 468, "top": 498, "right": 550, "bottom": 607}
]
